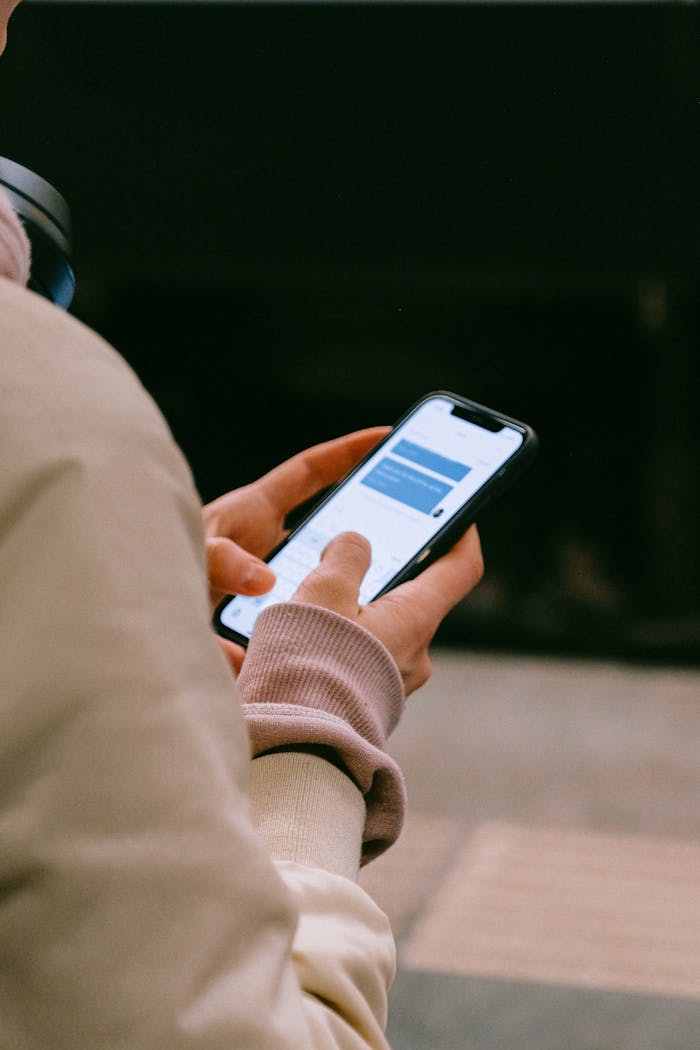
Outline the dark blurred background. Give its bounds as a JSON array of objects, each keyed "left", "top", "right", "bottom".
[{"left": 2, "top": 1, "right": 698, "bottom": 662}]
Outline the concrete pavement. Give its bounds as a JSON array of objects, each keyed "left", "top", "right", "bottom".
[{"left": 360, "top": 650, "right": 700, "bottom": 1049}]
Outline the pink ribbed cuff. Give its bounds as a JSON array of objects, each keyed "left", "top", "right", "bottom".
[
  {"left": 0, "top": 188, "right": 30, "bottom": 286},
  {"left": 238, "top": 602, "right": 407, "bottom": 864}
]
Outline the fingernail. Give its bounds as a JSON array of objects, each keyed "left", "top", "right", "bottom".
[{"left": 243, "top": 559, "right": 274, "bottom": 589}]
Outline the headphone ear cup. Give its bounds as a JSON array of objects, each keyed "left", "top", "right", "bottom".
[
  {"left": 0, "top": 183, "right": 30, "bottom": 285},
  {"left": 0, "top": 157, "right": 75, "bottom": 309}
]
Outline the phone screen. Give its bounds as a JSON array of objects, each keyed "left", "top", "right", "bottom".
[{"left": 218, "top": 394, "right": 524, "bottom": 641}]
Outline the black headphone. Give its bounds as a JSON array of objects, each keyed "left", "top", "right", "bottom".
[{"left": 0, "top": 156, "right": 75, "bottom": 309}]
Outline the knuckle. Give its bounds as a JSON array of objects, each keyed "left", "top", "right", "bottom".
[
  {"left": 308, "top": 565, "right": 338, "bottom": 594},
  {"left": 469, "top": 527, "right": 485, "bottom": 581},
  {"left": 404, "top": 652, "right": 433, "bottom": 696},
  {"left": 295, "top": 564, "right": 347, "bottom": 606},
  {"left": 417, "top": 652, "right": 433, "bottom": 688},
  {"left": 410, "top": 607, "right": 436, "bottom": 644},
  {"left": 206, "top": 537, "right": 227, "bottom": 572}
]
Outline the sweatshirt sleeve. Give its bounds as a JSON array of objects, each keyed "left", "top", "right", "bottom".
[
  {"left": 0, "top": 278, "right": 395, "bottom": 1050},
  {"left": 248, "top": 753, "right": 396, "bottom": 1047},
  {"left": 240, "top": 602, "right": 407, "bottom": 864}
]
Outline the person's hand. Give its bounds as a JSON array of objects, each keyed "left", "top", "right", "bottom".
[
  {"left": 203, "top": 427, "right": 390, "bottom": 671},
  {"left": 291, "top": 527, "right": 484, "bottom": 695}
]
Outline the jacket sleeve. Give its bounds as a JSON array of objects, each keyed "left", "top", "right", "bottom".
[{"left": 0, "top": 278, "right": 395, "bottom": 1049}]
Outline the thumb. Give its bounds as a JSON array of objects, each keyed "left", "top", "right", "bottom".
[
  {"left": 205, "top": 536, "right": 276, "bottom": 599},
  {"left": 292, "top": 531, "right": 371, "bottom": 618}
]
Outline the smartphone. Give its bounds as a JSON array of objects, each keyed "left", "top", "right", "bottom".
[{"left": 214, "top": 391, "right": 538, "bottom": 647}]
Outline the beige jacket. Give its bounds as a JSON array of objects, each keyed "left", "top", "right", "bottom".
[{"left": 0, "top": 265, "right": 397, "bottom": 1048}]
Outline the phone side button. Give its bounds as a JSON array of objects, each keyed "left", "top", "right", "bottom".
[{"left": 416, "top": 548, "right": 432, "bottom": 564}]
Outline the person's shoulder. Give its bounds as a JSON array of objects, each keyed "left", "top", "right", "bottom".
[
  {"left": 1, "top": 276, "right": 140, "bottom": 394},
  {"left": 2, "top": 276, "right": 112, "bottom": 351},
  {"left": 1, "top": 278, "right": 168, "bottom": 442},
  {"left": 0, "top": 277, "right": 190, "bottom": 488}
]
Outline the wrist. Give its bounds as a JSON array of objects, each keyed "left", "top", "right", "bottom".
[{"left": 257, "top": 742, "right": 359, "bottom": 789}]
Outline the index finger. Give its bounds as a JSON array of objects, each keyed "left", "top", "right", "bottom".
[
  {"left": 257, "top": 426, "right": 390, "bottom": 517},
  {"left": 386, "top": 525, "right": 484, "bottom": 627}
]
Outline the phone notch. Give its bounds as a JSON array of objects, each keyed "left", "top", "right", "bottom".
[{"left": 450, "top": 403, "right": 504, "bottom": 433}]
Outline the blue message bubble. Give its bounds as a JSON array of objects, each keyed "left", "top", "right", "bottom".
[
  {"left": 392, "top": 439, "right": 471, "bottom": 482},
  {"left": 361, "top": 457, "right": 452, "bottom": 514}
]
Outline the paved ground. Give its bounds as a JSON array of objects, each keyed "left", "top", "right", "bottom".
[{"left": 359, "top": 650, "right": 700, "bottom": 1049}]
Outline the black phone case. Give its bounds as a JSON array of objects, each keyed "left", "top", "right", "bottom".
[{"left": 214, "top": 390, "right": 538, "bottom": 646}]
